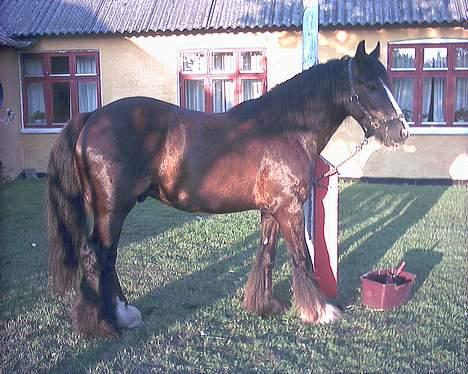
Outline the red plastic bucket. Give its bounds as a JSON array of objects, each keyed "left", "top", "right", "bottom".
[{"left": 361, "top": 269, "right": 416, "bottom": 310}]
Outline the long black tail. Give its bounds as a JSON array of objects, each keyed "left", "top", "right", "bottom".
[{"left": 46, "top": 112, "right": 91, "bottom": 294}]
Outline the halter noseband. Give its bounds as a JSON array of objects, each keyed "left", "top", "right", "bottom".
[{"left": 347, "top": 58, "right": 405, "bottom": 138}]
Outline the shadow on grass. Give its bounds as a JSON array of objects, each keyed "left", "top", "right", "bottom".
[
  {"left": 119, "top": 200, "right": 200, "bottom": 247},
  {"left": 52, "top": 231, "right": 262, "bottom": 372},
  {"left": 337, "top": 183, "right": 446, "bottom": 304},
  {"left": 0, "top": 195, "right": 200, "bottom": 322},
  {"left": 403, "top": 247, "right": 443, "bottom": 297}
]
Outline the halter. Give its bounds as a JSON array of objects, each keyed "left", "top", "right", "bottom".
[{"left": 347, "top": 58, "right": 405, "bottom": 138}]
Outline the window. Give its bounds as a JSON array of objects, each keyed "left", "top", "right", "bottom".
[
  {"left": 21, "top": 51, "right": 100, "bottom": 128},
  {"left": 388, "top": 43, "right": 468, "bottom": 128},
  {"left": 180, "top": 49, "right": 266, "bottom": 113}
]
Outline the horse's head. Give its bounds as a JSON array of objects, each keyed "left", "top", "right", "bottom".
[{"left": 346, "top": 40, "right": 409, "bottom": 147}]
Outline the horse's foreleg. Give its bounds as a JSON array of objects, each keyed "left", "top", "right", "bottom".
[
  {"left": 243, "top": 212, "right": 287, "bottom": 315},
  {"left": 275, "top": 206, "right": 341, "bottom": 324}
]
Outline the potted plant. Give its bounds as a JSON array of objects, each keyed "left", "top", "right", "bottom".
[{"left": 31, "top": 110, "right": 45, "bottom": 123}]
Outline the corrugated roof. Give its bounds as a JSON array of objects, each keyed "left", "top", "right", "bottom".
[
  {"left": 319, "top": 0, "right": 467, "bottom": 27},
  {"left": 0, "top": 29, "right": 33, "bottom": 48},
  {"left": 0, "top": 0, "right": 465, "bottom": 38}
]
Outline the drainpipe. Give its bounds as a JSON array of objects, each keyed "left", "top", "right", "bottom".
[{"left": 302, "top": 0, "right": 319, "bottom": 265}]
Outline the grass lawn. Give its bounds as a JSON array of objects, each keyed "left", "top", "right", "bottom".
[{"left": 0, "top": 180, "right": 466, "bottom": 372}]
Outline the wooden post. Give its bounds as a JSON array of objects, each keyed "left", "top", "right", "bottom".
[
  {"left": 313, "top": 157, "right": 339, "bottom": 298},
  {"left": 302, "top": 0, "right": 339, "bottom": 298}
]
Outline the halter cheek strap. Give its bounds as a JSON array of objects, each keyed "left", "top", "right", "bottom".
[{"left": 347, "top": 58, "right": 405, "bottom": 138}]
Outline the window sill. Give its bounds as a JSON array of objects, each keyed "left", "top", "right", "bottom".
[
  {"left": 410, "top": 127, "right": 468, "bottom": 135},
  {"left": 21, "top": 127, "right": 63, "bottom": 134}
]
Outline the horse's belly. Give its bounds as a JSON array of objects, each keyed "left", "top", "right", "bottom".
[{"left": 157, "top": 171, "right": 257, "bottom": 214}]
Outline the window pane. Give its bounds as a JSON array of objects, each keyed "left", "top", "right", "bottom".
[
  {"left": 241, "top": 51, "right": 263, "bottom": 72},
  {"left": 242, "top": 79, "right": 263, "bottom": 102},
  {"left": 454, "top": 77, "right": 468, "bottom": 123},
  {"left": 391, "top": 48, "right": 415, "bottom": 70},
  {"left": 422, "top": 77, "right": 446, "bottom": 123},
  {"left": 27, "top": 82, "right": 46, "bottom": 124},
  {"left": 423, "top": 48, "right": 447, "bottom": 69},
  {"left": 77, "top": 56, "right": 97, "bottom": 75},
  {"left": 184, "top": 80, "right": 205, "bottom": 111},
  {"left": 455, "top": 48, "right": 468, "bottom": 69},
  {"left": 52, "top": 82, "right": 70, "bottom": 122},
  {"left": 23, "top": 56, "right": 43, "bottom": 76},
  {"left": 213, "top": 80, "right": 234, "bottom": 113},
  {"left": 51, "top": 56, "right": 70, "bottom": 75},
  {"left": 212, "top": 52, "right": 234, "bottom": 73},
  {"left": 393, "top": 78, "right": 414, "bottom": 122},
  {"left": 78, "top": 82, "right": 98, "bottom": 112},
  {"left": 182, "top": 52, "right": 206, "bottom": 73}
]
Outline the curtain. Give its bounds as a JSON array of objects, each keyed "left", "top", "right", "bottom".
[
  {"left": 241, "top": 51, "right": 263, "bottom": 71},
  {"left": 392, "top": 48, "right": 415, "bottom": 69},
  {"left": 456, "top": 48, "right": 468, "bottom": 68},
  {"left": 212, "top": 52, "right": 234, "bottom": 72},
  {"left": 213, "top": 80, "right": 234, "bottom": 112},
  {"left": 242, "top": 80, "right": 262, "bottom": 102},
  {"left": 422, "top": 77, "right": 445, "bottom": 123},
  {"left": 185, "top": 80, "right": 205, "bottom": 111},
  {"left": 393, "top": 78, "right": 414, "bottom": 121},
  {"left": 455, "top": 78, "right": 468, "bottom": 123},
  {"left": 27, "top": 82, "right": 45, "bottom": 123},
  {"left": 423, "top": 48, "right": 447, "bottom": 69},
  {"left": 23, "top": 56, "right": 43, "bottom": 76},
  {"left": 78, "top": 82, "right": 98, "bottom": 112},
  {"left": 77, "top": 56, "right": 96, "bottom": 75}
]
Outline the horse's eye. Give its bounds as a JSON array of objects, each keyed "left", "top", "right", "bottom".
[{"left": 367, "top": 83, "right": 376, "bottom": 90}]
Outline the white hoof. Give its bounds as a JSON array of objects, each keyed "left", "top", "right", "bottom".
[
  {"left": 318, "top": 303, "right": 342, "bottom": 324},
  {"left": 116, "top": 297, "right": 144, "bottom": 329}
]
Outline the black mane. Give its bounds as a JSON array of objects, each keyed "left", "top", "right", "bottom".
[{"left": 229, "top": 56, "right": 351, "bottom": 133}]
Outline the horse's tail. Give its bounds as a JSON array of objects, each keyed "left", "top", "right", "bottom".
[{"left": 46, "top": 112, "right": 91, "bottom": 294}]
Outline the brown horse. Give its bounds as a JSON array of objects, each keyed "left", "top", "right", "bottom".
[{"left": 46, "top": 41, "right": 409, "bottom": 337}]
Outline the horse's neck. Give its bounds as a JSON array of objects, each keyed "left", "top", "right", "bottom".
[
  {"left": 291, "top": 113, "right": 346, "bottom": 164},
  {"left": 273, "top": 62, "right": 349, "bottom": 134}
]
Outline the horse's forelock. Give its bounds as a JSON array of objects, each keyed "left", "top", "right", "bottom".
[{"left": 362, "top": 55, "right": 392, "bottom": 87}]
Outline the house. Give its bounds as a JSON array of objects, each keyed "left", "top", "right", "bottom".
[{"left": 0, "top": 0, "right": 467, "bottom": 181}]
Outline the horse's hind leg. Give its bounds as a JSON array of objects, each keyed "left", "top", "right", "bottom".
[
  {"left": 274, "top": 205, "right": 341, "bottom": 324},
  {"left": 71, "top": 209, "right": 141, "bottom": 337},
  {"left": 243, "top": 212, "right": 287, "bottom": 315}
]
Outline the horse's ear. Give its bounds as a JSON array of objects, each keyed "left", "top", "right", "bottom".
[
  {"left": 355, "top": 40, "right": 367, "bottom": 59},
  {"left": 370, "top": 42, "right": 381, "bottom": 59}
]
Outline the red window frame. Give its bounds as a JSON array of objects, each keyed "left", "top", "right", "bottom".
[
  {"left": 179, "top": 48, "right": 267, "bottom": 113},
  {"left": 21, "top": 51, "right": 101, "bottom": 128},
  {"left": 388, "top": 42, "right": 468, "bottom": 127}
]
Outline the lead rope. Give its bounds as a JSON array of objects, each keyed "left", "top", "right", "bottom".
[
  {"left": 306, "top": 135, "right": 368, "bottom": 242},
  {"left": 313, "top": 136, "right": 369, "bottom": 187}
]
